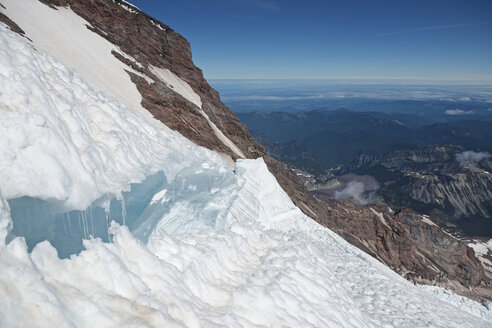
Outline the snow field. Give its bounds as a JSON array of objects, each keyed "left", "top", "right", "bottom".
[{"left": 2, "top": 0, "right": 150, "bottom": 115}]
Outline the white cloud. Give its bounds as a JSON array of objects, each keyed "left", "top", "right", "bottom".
[
  {"left": 456, "top": 151, "right": 491, "bottom": 166},
  {"left": 445, "top": 109, "right": 474, "bottom": 115},
  {"left": 334, "top": 181, "right": 379, "bottom": 206}
]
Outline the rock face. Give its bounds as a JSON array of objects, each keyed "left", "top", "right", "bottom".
[
  {"left": 348, "top": 145, "right": 464, "bottom": 171},
  {"left": 349, "top": 145, "right": 492, "bottom": 223},
  {"left": 316, "top": 200, "right": 491, "bottom": 302},
  {"left": 1, "top": 0, "right": 490, "bottom": 302},
  {"left": 410, "top": 170, "right": 492, "bottom": 218}
]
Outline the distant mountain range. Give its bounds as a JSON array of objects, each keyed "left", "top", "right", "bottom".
[
  {"left": 238, "top": 109, "right": 492, "bottom": 238},
  {"left": 238, "top": 108, "right": 492, "bottom": 173},
  {"left": 348, "top": 145, "right": 492, "bottom": 236}
]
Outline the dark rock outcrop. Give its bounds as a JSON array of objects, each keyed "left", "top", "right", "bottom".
[{"left": 0, "top": 10, "right": 25, "bottom": 36}]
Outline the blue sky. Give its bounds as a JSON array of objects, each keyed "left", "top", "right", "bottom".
[{"left": 130, "top": 0, "right": 492, "bottom": 82}]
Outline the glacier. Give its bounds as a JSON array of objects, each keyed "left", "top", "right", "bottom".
[{"left": 0, "top": 18, "right": 491, "bottom": 328}]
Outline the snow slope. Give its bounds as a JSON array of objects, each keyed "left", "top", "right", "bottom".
[
  {"left": 2, "top": 0, "right": 151, "bottom": 115},
  {"left": 0, "top": 15, "right": 491, "bottom": 328}
]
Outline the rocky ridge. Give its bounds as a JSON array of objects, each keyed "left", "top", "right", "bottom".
[{"left": 349, "top": 145, "right": 492, "bottom": 221}]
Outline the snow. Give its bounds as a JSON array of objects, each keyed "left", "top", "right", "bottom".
[
  {"left": 113, "top": 48, "right": 146, "bottom": 71},
  {"left": 468, "top": 239, "right": 492, "bottom": 257},
  {"left": 149, "top": 64, "right": 203, "bottom": 109},
  {"left": 422, "top": 214, "right": 439, "bottom": 227},
  {"left": 419, "top": 285, "right": 492, "bottom": 322},
  {"left": 150, "top": 189, "right": 169, "bottom": 205},
  {"left": 370, "top": 208, "right": 391, "bottom": 229},
  {"left": 112, "top": 0, "right": 140, "bottom": 13},
  {"left": 151, "top": 20, "right": 166, "bottom": 31},
  {"left": 1, "top": 0, "right": 150, "bottom": 116},
  {"left": 198, "top": 109, "right": 246, "bottom": 158},
  {"left": 0, "top": 12, "right": 491, "bottom": 328}
]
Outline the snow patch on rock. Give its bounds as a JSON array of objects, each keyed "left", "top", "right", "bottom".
[
  {"left": 112, "top": 0, "right": 140, "bottom": 13},
  {"left": 151, "top": 20, "right": 166, "bottom": 31},
  {"left": 421, "top": 215, "right": 438, "bottom": 227},
  {"left": 370, "top": 208, "right": 391, "bottom": 229},
  {"left": 149, "top": 64, "right": 203, "bottom": 108},
  {"left": 468, "top": 239, "right": 492, "bottom": 257},
  {"left": 198, "top": 109, "right": 246, "bottom": 158},
  {"left": 148, "top": 64, "right": 245, "bottom": 158}
]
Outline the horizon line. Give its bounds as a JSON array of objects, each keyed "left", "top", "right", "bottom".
[{"left": 207, "top": 77, "right": 492, "bottom": 85}]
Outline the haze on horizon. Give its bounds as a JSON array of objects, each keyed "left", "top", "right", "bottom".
[{"left": 130, "top": 0, "right": 492, "bottom": 83}]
